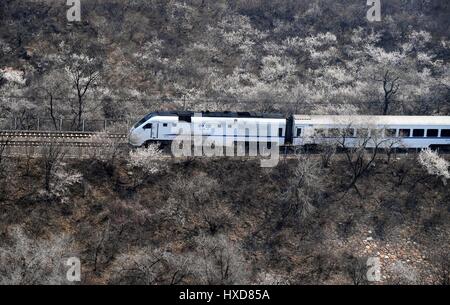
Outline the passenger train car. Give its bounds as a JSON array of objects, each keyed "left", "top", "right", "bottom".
[
  {"left": 128, "top": 111, "right": 287, "bottom": 147},
  {"left": 293, "top": 115, "right": 450, "bottom": 149},
  {"left": 129, "top": 111, "right": 450, "bottom": 150}
]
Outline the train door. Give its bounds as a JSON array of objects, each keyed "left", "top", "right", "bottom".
[
  {"left": 142, "top": 122, "right": 155, "bottom": 140},
  {"left": 152, "top": 123, "right": 158, "bottom": 139}
]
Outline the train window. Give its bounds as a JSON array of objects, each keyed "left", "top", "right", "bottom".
[
  {"left": 357, "top": 128, "right": 369, "bottom": 137},
  {"left": 245, "top": 128, "right": 250, "bottom": 137},
  {"left": 143, "top": 123, "right": 152, "bottom": 129},
  {"left": 163, "top": 123, "right": 168, "bottom": 127},
  {"left": 426, "top": 129, "right": 439, "bottom": 137},
  {"left": 413, "top": 129, "right": 425, "bottom": 137},
  {"left": 172, "top": 123, "right": 177, "bottom": 127},
  {"left": 179, "top": 115, "right": 191, "bottom": 123},
  {"left": 385, "top": 129, "right": 397, "bottom": 137},
  {"left": 441, "top": 129, "right": 450, "bottom": 137},
  {"left": 296, "top": 128, "right": 302, "bottom": 137},
  {"left": 399, "top": 129, "right": 411, "bottom": 137},
  {"left": 218, "top": 124, "right": 222, "bottom": 128},
  {"left": 329, "top": 128, "right": 341, "bottom": 137},
  {"left": 228, "top": 124, "right": 232, "bottom": 128},
  {"left": 314, "top": 129, "right": 326, "bottom": 137},
  {"left": 344, "top": 128, "right": 355, "bottom": 137},
  {"left": 371, "top": 129, "right": 383, "bottom": 138},
  {"left": 278, "top": 128, "right": 283, "bottom": 137}
]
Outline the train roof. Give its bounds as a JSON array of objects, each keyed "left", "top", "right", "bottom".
[
  {"left": 154, "top": 111, "right": 285, "bottom": 119},
  {"left": 293, "top": 115, "right": 450, "bottom": 126}
]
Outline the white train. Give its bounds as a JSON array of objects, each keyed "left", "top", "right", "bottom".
[
  {"left": 128, "top": 111, "right": 287, "bottom": 147},
  {"left": 128, "top": 111, "right": 450, "bottom": 149},
  {"left": 293, "top": 115, "right": 450, "bottom": 149}
]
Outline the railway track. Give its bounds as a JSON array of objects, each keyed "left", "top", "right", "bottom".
[
  {"left": 0, "top": 140, "right": 129, "bottom": 147},
  {"left": 0, "top": 130, "right": 130, "bottom": 159},
  {"left": 1, "top": 130, "right": 449, "bottom": 159},
  {"left": 0, "top": 130, "right": 128, "bottom": 148},
  {"left": 0, "top": 130, "right": 127, "bottom": 140}
]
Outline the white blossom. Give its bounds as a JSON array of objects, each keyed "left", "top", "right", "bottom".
[
  {"left": 0, "top": 67, "right": 26, "bottom": 85},
  {"left": 45, "top": 163, "right": 83, "bottom": 203},
  {"left": 418, "top": 149, "right": 450, "bottom": 183},
  {"left": 128, "top": 144, "right": 166, "bottom": 175}
]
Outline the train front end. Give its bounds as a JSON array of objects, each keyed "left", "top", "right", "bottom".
[{"left": 128, "top": 113, "right": 154, "bottom": 147}]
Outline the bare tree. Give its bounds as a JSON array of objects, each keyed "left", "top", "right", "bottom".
[
  {"left": 108, "top": 246, "right": 194, "bottom": 285},
  {"left": 343, "top": 254, "right": 369, "bottom": 285},
  {"left": 0, "top": 226, "right": 75, "bottom": 284},
  {"left": 40, "top": 141, "right": 82, "bottom": 202},
  {"left": 334, "top": 127, "right": 389, "bottom": 197},
  {"left": 256, "top": 271, "right": 289, "bottom": 285},
  {"left": 0, "top": 135, "right": 11, "bottom": 172},
  {"left": 65, "top": 54, "right": 101, "bottom": 130},
  {"left": 167, "top": 173, "right": 233, "bottom": 234},
  {"left": 22, "top": 145, "right": 36, "bottom": 177},
  {"left": 378, "top": 71, "right": 400, "bottom": 115},
  {"left": 93, "top": 221, "right": 110, "bottom": 273},
  {"left": 319, "top": 143, "right": 336, "bottom": 168},
  {"left": 31, "top": 70, "right": 69, "bottom": 130},
  {"left": 281, "top": 155, "right": 324, "bottom": 223},
  {"left": 392, "top": 157, "right": 414, "bottom": 187},
  {"left": 388, "top": 261, "right": 419, "bottom": 285},
  {"left": 0, "top": 70, "right": 4, "bottom": 87},
  {"left": 41, "top": 141, "right": 66, "bottom": 192},
  {"left": 433, "top": 252, "right": 450, "bottom": 285},
  {"left": 193, "top": 233, "right": 250, "bottom": 285},
  {"left": 87, "top": 132, "right": 122, "bottom": 166},
  {"left": 0, "top": 136, "right": 11, "bottom": 198},
  {"left": 384, "top": 138, "right": 401, "bottom": 164}
]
